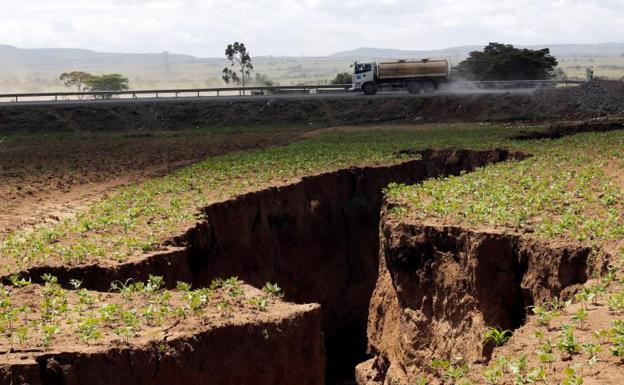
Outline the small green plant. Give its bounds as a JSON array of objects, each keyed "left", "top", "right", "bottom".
[
  {"left": 571, "top": 308, "right": 588, "bottom": 329},
  {"left": 608, "top": 292, "right": 624, "bottom": 313},
  {"left": 176, "top": 281, "right": 192, "bottom": 291},
  {"left": 41, "top": 323, "right": 60, "bottom": 346},
  {"left": 262, "top": 282, "right": 284, "bottom": 298},
  {"left": 9, "top": 275, "right": 31, "bottom": 288},
  {"left": 145, "top": 275, "right": 165, "bottom": 293},
  {"left": 581, "top": 342, "right": 602, "bottom": 366},
  {"left": 536, "top": 340, "right": 555, "bottom": 363},
  {"left": 249, "top": 296, "right": 268, "bottom": 311},
  {"left": 557, "top": 324, "right": 581, "bottom": 356},
  {"left": 482, "top": 366, "right": 503, "bottom": 384},
  {"left": 532, "top": 304, "right": 559, "bottom": 328},
  {"left": 483, "top": 326, "right": 512, "bottom": 347},
  {"left": 77, "top": 315, "right": 101, "bottom": 343},
  {"left": 561, "top": 366, "right": 583, "bottom": 385}
]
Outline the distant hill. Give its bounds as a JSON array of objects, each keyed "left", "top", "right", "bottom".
[
  {"left": 0, "top": 44, "right": 207, "bottom": 74},
  {"left": 331, "top": 43, "right": 624, "bottom": 59}
]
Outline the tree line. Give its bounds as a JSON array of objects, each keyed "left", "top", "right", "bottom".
[{"left": 59, "top": 72, "right": 130, "bottom": 93}]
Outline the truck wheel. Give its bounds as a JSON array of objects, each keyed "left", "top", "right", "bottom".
[
  {"left": 362, "top": 83, "right": 377, "bottom": 95},
  {"left": 421, "top": 81, "right": 437, "bottom": 93},
  {"left": 406, "top": 81, "right": 421, "bottom": 94}
]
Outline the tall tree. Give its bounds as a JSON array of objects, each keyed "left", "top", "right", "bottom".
[
  {"left": 222, "top": 42, "right": 253, "bottom": 87},
  {"left": 85, "top": 74, "right": 130, "bottom": 92},
  {"left": 331, "top": 72, "right": 352, "bottom": 85},
  {"left": 455, "top": 43, "right": 558, "bottom": 81},
  {"left": 59, "top": 71, "right": 93, "bottom": 93}
]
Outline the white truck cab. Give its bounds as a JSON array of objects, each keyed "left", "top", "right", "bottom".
[{"left": 352, "top": 62, "right": 376, "bottom": 92}]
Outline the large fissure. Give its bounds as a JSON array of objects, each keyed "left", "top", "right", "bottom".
[
  {"left": 5, "top": 148, "right": 529, "bottom": 384},
  {"left": 180, "top": 149, "right": 526, "bottom": 383}
]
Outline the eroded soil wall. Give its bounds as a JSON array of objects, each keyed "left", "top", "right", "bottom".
[
  {"left": 2, "top": 306, "right": 324, "bottom": 385},
  {"left": 357, "top": 219, "right": 606, "bottom": 385}
]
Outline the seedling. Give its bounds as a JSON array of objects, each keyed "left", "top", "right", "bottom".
[
  {"left": 482, "top": 366, "right": 503, "bottom": 384},
  {"left": 608, "top": 292, "right": 624, "bottom": 313},
  {"left": 262, "top": 282, "right": 284, "bottom": 298},
  {"left": 572, "top": 308, "right": 588, "bottom": 329},
  {"left": 561, "top": 366, "right": 583, "bottom": 385},
  {"left": 536, "top": 340, "right": 555, "bottom": 363},
  {"left": 249, "top": 296, "right": 268, "bottom": 311},
  {"left": 531, "top": 304, "right": 559, "bottom": 328},
  {"left": 582, "top": 342, "right": 602, "bottom": 366},
  {"left": 557, "top": 324, "right": 581, "bottom": 356},
  {"left": 9, "top": 275, "right": 31, "bottom": 288},
  {"left": 483, "top": 326, "right": 512, "bottom": 348}
]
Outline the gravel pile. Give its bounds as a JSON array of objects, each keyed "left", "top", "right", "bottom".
[{"left": 535, "top": 80, "right": 624, "bottom": 117}]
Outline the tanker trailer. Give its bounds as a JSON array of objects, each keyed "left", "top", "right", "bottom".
[{"left": 352, "top": 59, "right": 450, "bottom": 95}]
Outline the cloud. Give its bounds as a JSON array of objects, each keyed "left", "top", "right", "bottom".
[{"left": 0, "top": 0, "right": 622, "bottom": 56}]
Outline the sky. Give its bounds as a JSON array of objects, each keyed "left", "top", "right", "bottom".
[{"left": 1, "top": 0, "right": 623, "bottom": 57}]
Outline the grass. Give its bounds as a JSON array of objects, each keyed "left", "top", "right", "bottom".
[{"left": 0, "top": 122, "right": 533, "bottom": 274}]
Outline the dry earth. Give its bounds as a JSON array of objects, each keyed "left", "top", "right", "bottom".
[{"left": 0, "top": 129, "right": 303, "bottom": 236}]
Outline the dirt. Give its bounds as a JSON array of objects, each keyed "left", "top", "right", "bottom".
[
  {"left": 0, "top": 148, "right": 525, "bottom": 383},
  {"left": 0, "top": 129, "right": 303, "bottom": 237},
  {"left": 0, "top": 284, "right": 325, "bottom": 385},
  {"left": 355, "top": 216, "right": 609, "bottom": 385}
]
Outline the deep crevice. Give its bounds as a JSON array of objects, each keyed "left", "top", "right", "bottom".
[{"left": 182, "top": 149, "right": 527, "bottom": 383}]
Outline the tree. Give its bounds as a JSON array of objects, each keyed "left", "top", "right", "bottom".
[
  {"left": 331, "top": 72, "right": 352, "bottom": 84},
  {"left": 222, "top": 42, "right": 253, "bottom": 87},
  {"left": 454, "top": 43, "right": 558, "bottom": 81},
  {"left": 85, "top": 74, "right": 130, "bottom": 92},
  {"left": 59, "top": 71, "right": 93, "bottom": 93},
  {"left": 253, "top": 73, "right": 276, "bottom": 87}
]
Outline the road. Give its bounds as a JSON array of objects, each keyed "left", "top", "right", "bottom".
[{"left": 0, "top": 88, "right": 539, "bottom": 107}]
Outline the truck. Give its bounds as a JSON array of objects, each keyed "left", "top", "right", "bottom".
[{"left": 351, "top": 59, "right": 450, "bottom": 95}]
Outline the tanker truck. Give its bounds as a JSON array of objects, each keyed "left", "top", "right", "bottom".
[{"left": 351, "top": 59, "right": 450, "bottom": 95}]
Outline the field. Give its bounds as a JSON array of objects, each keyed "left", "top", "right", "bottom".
[{"left": 1, "top": 83, "right": 624, "bottom": 384}]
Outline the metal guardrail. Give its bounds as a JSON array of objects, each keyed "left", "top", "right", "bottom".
[
  {"left": 0, "top": 80, "right": 586, "bottom": 103},
  {"left": 0, "top": 85, "right": 353, "bottom": 103}
]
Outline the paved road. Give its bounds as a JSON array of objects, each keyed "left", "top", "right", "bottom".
[{"left": 0, "top": 88, "right": 538, "bottom": 107}]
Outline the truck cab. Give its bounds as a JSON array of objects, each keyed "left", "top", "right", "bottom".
[{"left": 352, "top": 62, "right": 376, "bottom": 93}]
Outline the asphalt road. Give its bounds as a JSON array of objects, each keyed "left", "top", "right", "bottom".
[{"left": 0, "top": 88, "right": 538, "bottom": 107}]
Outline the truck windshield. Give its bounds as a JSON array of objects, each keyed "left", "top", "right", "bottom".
[{"left": 354, "top": 64, "right": 371, "bottom": 74}]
